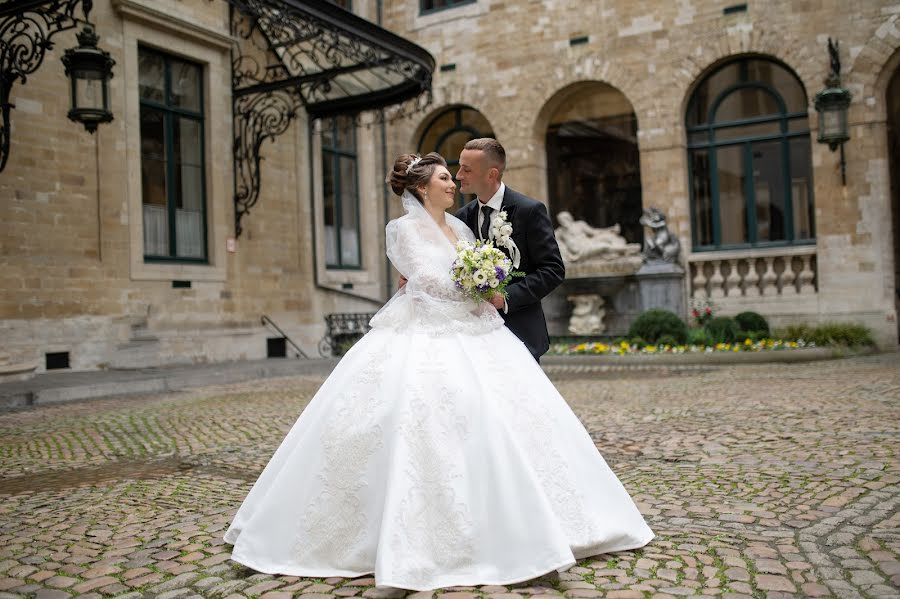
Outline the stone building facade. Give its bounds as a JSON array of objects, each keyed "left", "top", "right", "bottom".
[
  {"left": 383, "top": 0, "right": 900, "bottom": 346},
  {"left": 2, "top": 0, "right": 899, "bottom": 376},
  {"left": 1, "top": 0, "right": 406, "bottom": 374}
]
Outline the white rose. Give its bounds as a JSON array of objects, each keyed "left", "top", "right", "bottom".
[
  {"left": 498, "top": 235, "right": 511, "bottom": 247},
  {"left": 500, "top": 224, "right": 513, "bottom": 236}
]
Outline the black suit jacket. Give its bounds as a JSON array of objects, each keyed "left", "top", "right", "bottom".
[{"left": 455, "top": 186, "right": 565, "bottom": 359}]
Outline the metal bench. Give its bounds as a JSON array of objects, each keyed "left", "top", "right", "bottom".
[{"left": 318, "top": 312, "right": 377, "bottom": 357}]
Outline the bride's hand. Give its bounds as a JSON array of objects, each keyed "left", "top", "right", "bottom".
[
  {"left": 398, "top": 276, "right": 408, "bottom": 289},
  {"left": 488, "top": 293, "right": 505, "bottom": 309}
]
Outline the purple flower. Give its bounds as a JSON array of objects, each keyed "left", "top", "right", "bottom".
[{"left": 495, "top": 267, "right": 506, "bottom": 281}]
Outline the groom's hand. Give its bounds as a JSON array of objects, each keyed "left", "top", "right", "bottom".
[{"left": 489, "top": 293, "right": 505, "bottom": 309}]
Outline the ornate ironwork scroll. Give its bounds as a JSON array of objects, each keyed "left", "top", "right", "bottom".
[
  {"left": 0, "top": 0, "right": 92, "bottom": 172},
  {"left": 233, "top": 89, "right": 303, "bottom": 237},
  {"left": 225, "top": 0, "right": 434, "bottom": 236}
]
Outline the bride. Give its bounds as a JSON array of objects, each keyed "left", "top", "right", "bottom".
[{"left": 224, "top": 152, "right": 653, "bottom": 591}]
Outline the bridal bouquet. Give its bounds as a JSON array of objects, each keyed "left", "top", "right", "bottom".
[{"left": 450, "top": 240, "right": 522, "bottom": 302}]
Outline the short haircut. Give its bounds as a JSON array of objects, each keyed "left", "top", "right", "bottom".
[{"left": 464, "top": 138, "right": 506, "bottom": 174}]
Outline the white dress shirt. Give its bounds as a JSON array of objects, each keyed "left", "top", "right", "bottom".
[
  {"left": 477, "top": 183, "right": 508, "bottom": 313},
  {"left": 477, "top": 183, "right": 506, "bottom": 239}
]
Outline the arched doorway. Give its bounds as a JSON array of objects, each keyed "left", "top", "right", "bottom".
[
  {"left": 417, "top": 105, "right": 494, "bottom": 207},
  {"left": 888, "top": 65, "right": 900, "bottom": 338},
  {"left": 544, "top": 83, "right": 643, "bottom": 245}
]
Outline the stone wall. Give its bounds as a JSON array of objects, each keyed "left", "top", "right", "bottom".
[
  {"left": 1, "top": 0, "right": 391, "bottom": 372},
  {"left": 384, "top": 0, "right": 900, "bottom": 347}
]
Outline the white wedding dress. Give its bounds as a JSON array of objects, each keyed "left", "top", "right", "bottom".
[{"left": 224, "top": 192, "right": 653, "bottom": 590}]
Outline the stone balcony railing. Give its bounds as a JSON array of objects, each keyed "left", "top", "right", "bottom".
[{"left": 688, "top": 245, "right": 818, "bottom": 299}]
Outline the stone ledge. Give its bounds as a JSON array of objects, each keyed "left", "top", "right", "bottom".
[{"left": 543, "top": 347, "right": 877, "bottom": 366}]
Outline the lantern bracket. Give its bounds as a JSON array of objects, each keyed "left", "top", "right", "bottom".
[{"left": 0, "top": 0, "right": 95, "bottom": 172}]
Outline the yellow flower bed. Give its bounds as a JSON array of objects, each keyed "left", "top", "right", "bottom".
[{"left": 551, "top": 338, "right": 810, "bottom": 355}]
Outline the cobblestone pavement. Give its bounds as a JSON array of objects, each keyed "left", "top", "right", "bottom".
[{"left": 1, "top": 353, "right": 898, "bottom": 599}]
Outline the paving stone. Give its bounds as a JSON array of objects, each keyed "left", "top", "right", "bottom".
[{"left": 0, "top": 358, "right": 898, "bottom": 598}]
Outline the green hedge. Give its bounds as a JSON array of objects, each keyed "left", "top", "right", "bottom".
[
  {"left": 628, "top": 309, "right": 688, "bottom": 344},
  {"left": 704, "top": 316, "right": 740, "bottom": 344},
  {"left": 779, "top": 323, "right": 875, "bottom": 347}
]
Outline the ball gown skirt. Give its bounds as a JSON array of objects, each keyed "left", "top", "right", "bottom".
[{"left": 223, "top": 323, "right": 654, "bottom": 591}]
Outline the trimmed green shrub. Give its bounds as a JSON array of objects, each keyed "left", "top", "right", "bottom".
[
  {"left": 734, "top": 311, "right": 770, "bottom": 336},
  {"left": 629, "top": 336, "right": 648, "bottom": 347},
  {"left": 687, "top": 328, "right": 709, "bottom": 346},
  {"left": 704, "top": 316, "right": 740, "bottom": 344},
  {"left": 809, "top": 323, "right": 875, "bottom": 347},
  {"left": 627, "top": 309, "right": 688, "bottom": 344},
  {"left": 777, "top": 322, "right": 875, "bottom": 347},
  {"left": 779, "top": 324, "right": 816, "bottom": 342},
  {"left": 657, "top": 334, "right": 678, "bottom": 347}
]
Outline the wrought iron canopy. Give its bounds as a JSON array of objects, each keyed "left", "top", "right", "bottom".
[
  {"left": 227, "top": 0, "right": 434, "bottom": 118},
  {"left": 227, "top": 0, "right": 435, "bottom": 237}
]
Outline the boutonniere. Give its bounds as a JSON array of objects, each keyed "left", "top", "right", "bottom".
[{"left": 489, "top": 209, "right": 520, "bottom": 268}]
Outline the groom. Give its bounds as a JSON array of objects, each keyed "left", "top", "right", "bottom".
[{"left": 455, "top": 138, "right": 565, "bottom": 362}]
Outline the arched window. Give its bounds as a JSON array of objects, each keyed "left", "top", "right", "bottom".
[
  {"left": 687, "top": 58, "right": 815, "bottom": 250},
  {"left": 418, "top": 106, "right": 494, "bottom": 206}
]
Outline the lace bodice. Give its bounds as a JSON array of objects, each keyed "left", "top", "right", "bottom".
[{"left": 370, "top": 195, "right": 504, "bottom": 336}]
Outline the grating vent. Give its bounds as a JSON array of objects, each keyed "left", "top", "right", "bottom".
[
  {"left": 267, "top": 337, "right": 287, "bottom": 358},
  {"left": 46, "top": 352, "right": 70, "bottom": 370},
  {"left": 724, "top": 4, "right": 748, "bottom": 14}
]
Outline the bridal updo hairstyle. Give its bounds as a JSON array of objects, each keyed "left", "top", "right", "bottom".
[{"left": 388, "top": 152, "right": 447, "bottom": 203}]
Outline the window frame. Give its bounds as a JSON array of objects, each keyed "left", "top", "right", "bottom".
[
  {"left": 139, "top": 45, "right": 209, "bottom": 264},
  {"left": 321, "top": 117, "right": 362, "bottom": 270},
  {"left": 686, "top": 58, "right": 816, "bottom": 252},
  {"left": 417, "top": 105, "right": 493, "bottom": 208},
  {"left": 419, "top": 0, "right": 477, "bottom": 16}
]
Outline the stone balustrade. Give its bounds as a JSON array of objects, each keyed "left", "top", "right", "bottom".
[{"left": 688, "top": 246, "right": 818, "bottom": 299}]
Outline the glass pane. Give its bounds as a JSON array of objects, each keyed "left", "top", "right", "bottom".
[
  {"left": 140, "top": 106, "right": 167, "bottom": 208},
  {"left": 690, "top": 149, "right": 714, "bottom": 246},
  {"left": 439, "top": 130, "right": 476, "bottom": 166},
  {"left": 74, "top": 77, "right": 104, "bottom": 110},
  {"left": 418, "top": 109, "right": 458, "bottom": 152},
  {"left": 335, "top": 116, "right": 355, "bottom": 150},
  {"left": 688, "top": 129, "right": 710, "bottom": 145},
  {"left": 788, "top": 116, "right": 810, "bottom": 132},
  {"left": 716, "top": 87, "right": 781, "bottom": 122},
  {"left": 321, "top": 119, "right": 335, "bottom": 148},
  {"left": 789, "top": 137, "right": 814, "bottom": 240},
  {"left": 322, "top": 151, "right": 338, "bottom": 266},
  {"left": 686, "top": 61, "right": 741, "bottom": 127},
  {"left": 175, "top": 207, "right": 204, "bottom": 259},
  {"left": 138, "top": 49, "right": 165, "bottom": 103},
  {"left": 459, "top": 107, "right": 492, "bottom": 133},
  {"left": 714, "top": 119, "right": 780, "bottom": 142},
  {"left": 751, "top": 140, "right": 787, "bottom": 242},
  {"left": 339, "top": 156, "right": 360, "bottom": 267},
  {"left": 171, "top": 59, "right": 202, "bottom": 112},
  {"left": 716, "top": 145, "right": 747, "bottom": 245},
  {"left": 747, "top": 59, "right": 807, "bottom": 113},
  {"left": 173, "top": 117, "right": 204, "bottom": 211}
]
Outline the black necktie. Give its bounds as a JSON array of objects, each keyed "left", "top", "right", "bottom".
[{"left": 480, "top": 205, "right": 493, "bottom": 240}]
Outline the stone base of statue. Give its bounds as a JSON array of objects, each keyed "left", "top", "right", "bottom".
[
  {"left": 635, "top": 260, "right": 686, "bottom": 318},
  {"left": 544, "top": 261, "right": 687, "bottom": 338}
]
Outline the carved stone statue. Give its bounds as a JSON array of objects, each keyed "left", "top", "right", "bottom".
[
  {"left": 639, "top": 207, "right": 681, "bottom": 264},
  {"left": 554, "top": 211, "right": 643, "bottom": 277},
  {"left": 567, "top": 294, "right": 605, "bottom": 335}
]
